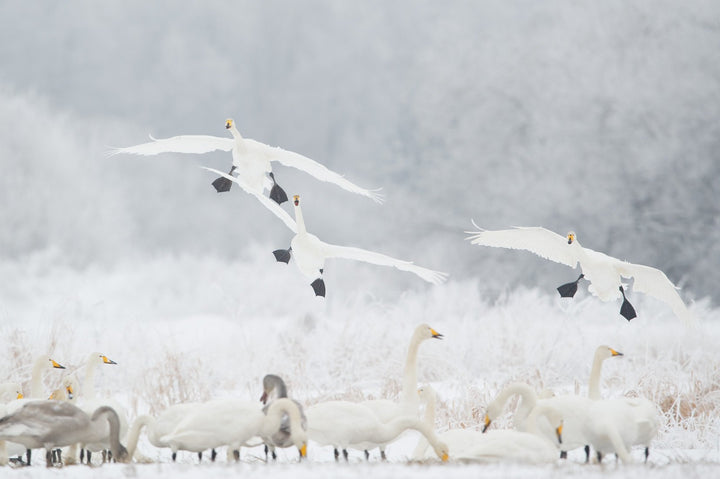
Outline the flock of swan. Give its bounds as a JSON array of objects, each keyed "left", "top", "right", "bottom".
[
  {"left": 109, "top": 119, "right": 693, "bottom": 325},
  {"left": 0, "top": 326, "right": 660, "bottom": 468},
  {"left": 0, "top": 119, "right": 690, "bottom": 468}
]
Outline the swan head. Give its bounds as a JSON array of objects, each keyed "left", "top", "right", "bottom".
[
  {"left": 417, "top": 385, "right": 437, "bottom": 404},
  {"left": 260, "top": 374, "right": 286, "bottom": 404},
  {"left": 416, "top": 323, "right": 443, "bottom": 341},
  {"left": 432, "top": 441, "right": 449, "bottom": 462},
  {"left": 225, "top": 118, "right": 234, "bottom": 129},
  {"left": 567, "top": 231, "right": 576, "bottom": 245},
  {"left": 595, "top": 345, "right": 624, "bottom": 361},
  {"left": 293, "top": 195, "right": 300, "bottom": 206}
]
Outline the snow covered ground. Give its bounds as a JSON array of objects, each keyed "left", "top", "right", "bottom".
[{"left": 0, "top": 255, "right": 718, "bottom": 477}]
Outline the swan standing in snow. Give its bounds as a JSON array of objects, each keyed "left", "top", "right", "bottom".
[
  {"left": 161, "top": 397, "right": 307, "bottom": 460},
  {"left": 126, "top": 402, "right": 203, "bottom": 462},
  {"left": 0, "top": 402, "right": 128, "bottom": 467},
  {"left": 110, "top": 119, "right": 383, "bottom": 203},
  {"left": 273, "top": 195, "right": 447, "bottom": 296},
  {"left": 3, "top": 356, "right": 66, "bottom": 465},
  {"left": 362, "top": 324, "right": 443, "bottom": 459},
  {"left": 305, "top": 400, "right": 448, "bottom": 462},
  {"left": 465, "top": 226, "right": 694, "bottom": 324},
  {"left": 259, "top": 374, "right": 308, "bottom": 461},
  {"left": 75, "top": 353, "right": 127, "bottom": 464}
]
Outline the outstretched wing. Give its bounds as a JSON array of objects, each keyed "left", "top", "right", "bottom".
[
  {"left": 616, "top": 262, "right": 694, "bottom": 325},
  {"left": 108, "top": 135, "right": 234, "bottom": 156},
  {"left": 201, "top": 167, "right": 297, "bottom": 234},
  {"left": 244, "top": 139, "right": 384, "bottom": 204},
  {"left": 465, "top": 224, "right": 579, "bottom": 268},
  {"left": 321, "top": 243, "right": 447, "bottom": 285}
]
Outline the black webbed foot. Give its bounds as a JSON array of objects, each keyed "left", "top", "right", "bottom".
[
  {"left": 268, "top": 172, "right": 288, "bottom": 204},
  {"left": 557, "top": 273, "right": 585, "bottom": 298},
  {"left": 272, "top": 247, "right": 292, "bottom": 264},
  {"left": 211, "top": 166, "right": 236, "bottom": 193},
  {"left": 311, "top": 278, "right": 326, "bottom": 297},
  {"left": 619, "top": 286, "right": 637, "bottom": 321}
]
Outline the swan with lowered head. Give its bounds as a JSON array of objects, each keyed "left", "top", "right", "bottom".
[
  {"left": 0, "top": 401, "right": 128, "bottom": 467},
  {"left": 272, "top": 195, "right": 448, "bottom": 296},
  {"left": 362, "top": 324, "right": 443, "bottom": 459},
  {"left": 259, "top": 374, "right": 308, "bottom": 461},
  {"left": 465, "top": 225, "right": 694, "bottom": 324},
  {"left": 305, "top": 399, "right": 448, "bottom": 462},
  {"left": 483, "top": 346, "right": 624, "bottom": 460},
  {"left": 161, "top": 397, "right": 307, "bottom": 460},
  {"left": 110, "top": 119, "right": 383, "bottom": 203}
]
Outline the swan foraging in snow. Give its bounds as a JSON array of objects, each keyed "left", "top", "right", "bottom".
[
  {"left": 0, "top": 402, "right": 128, "bottom": 467},
  {"left": 305, "top": 400, "right": 448, "bottom": 462},
  {"left": 362, "top": 324, "right": 443, "bottom": 459},
  {"left": 273, "top": 195, "right": 447, "bottom": 296},
  {"left": 465, "top": 225, "right": 694, "bottom": 324},
  {"left": 161, "top": 397, "right": 307, "bottom": 460},
  {"left": 110, "top": 119, "right": 383, "bottom": 203},
  {"left": 259, "top": 374, "right": 308, "bottom": 461}
]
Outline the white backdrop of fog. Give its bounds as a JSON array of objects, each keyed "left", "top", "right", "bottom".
[{"left": 1, "top": 0, "right": 718, "bottom": 310}]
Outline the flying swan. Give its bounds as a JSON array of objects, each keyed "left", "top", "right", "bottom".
[
  {"left": 465, "top": 225, "right": 694, "bottom": 324},
  {"left": 110, "top": 119, "right": 383, "bottom": 204},
  {"left": 271, "top": 195, "right": 447, "bottom": 296}
]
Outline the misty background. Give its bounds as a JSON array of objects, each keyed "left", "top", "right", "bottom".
[{"left": 1, "top": 1, "right": 718, "bottom": 324}]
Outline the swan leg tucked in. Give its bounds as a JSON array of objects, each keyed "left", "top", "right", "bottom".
[
  {"left": 211, "top": 166, "right": 237, "bottom": 193},
  {"left": 268, "top": 172, "right": 288, "bottom": 205},
  {"left": 273, "top": 247, "right": 292, "bottom": 264},
  {"left": 619, "top": 286, "right": 637, "bottom": 321},
  {"left": 557, "top": 273, "right": 585, "bottom": 298}
]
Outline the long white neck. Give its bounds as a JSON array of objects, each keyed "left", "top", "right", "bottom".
[
  {"left": 84, "top": 355, "right": 99, "bottom": 401},
  {"left": 490, "top": 383, "right": 538, "bottom": 426},
  {"left": 588, "top": 349, "right": 607, "bottom": 400},
  {"left": 91, "top": 406, "right": 129, "bottom": 462},
  {"left": 524, "top": 403, "right": 560, "bottom": 447},
  {"left": 30, "top": 358, "right": 48, "bottom": 398},
  {"left": 263, "top": 398, "right": 303, "bottom": 439},
  {"left": 381, "top": 417, "right": 445, "bottom": 459},
  {"left": 125, "top": 415, "right": 153, "bottom": 459},
  {"left": 411, "top": 389, "right": 437, "bottom": 459},
  {"left": 400, "top": 330, "right": 425, "bottom": 407},
  {"left": 293, "top": 202, "right": 307, "bottom": 235}
]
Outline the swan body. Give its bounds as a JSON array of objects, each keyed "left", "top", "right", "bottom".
[
  {"left": 465, "top": 226, "right": 693, "bottom": 324},
  {"left": 274, "top": 195, "right": 447, "bottom": 296},
  {"left": 0, "top": 402, "right": 128, "bottom": 467},
  {"left": 161, "top": 398, "right": 307, "bottom": 458},
  {"left": 111, "top": 119, "right": 383, "bottom": 203},
  {"left": 306, "top": 400, "right": 448, "bottom": 461}
]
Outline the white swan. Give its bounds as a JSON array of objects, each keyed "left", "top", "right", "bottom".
[
  {"left": 0, "top": 402, "right": 128, "bottom": 467},
  {"left": 465, "top": 225, "right": 694, "bottom": 324},
  {"left": 110, "top": 118, "right": 383, "bottom": 203},
  {"left": 75, "top": 353, "right": 127, "bottom": 464},
  {"left": 483, "top": 346, "right": 624, "bottom": 459},
  {"left": 412, "top": 387, "right": 559, "bottom": 463},
  {"left": 361, "top": 324, "right": 443, "bottom": 459},
  {"left": 305, "top": 400, "right": 448, "bottom": 462},
  {"left": 272, "top": 195, "right": 448, "bottom": 296},
  {"left": 160, "top": 397, "right": 307, "bottom": 460},
  {"left": 260, "top": 374, "right": 308, "bottom": 461},
  {"left": 0, "top": 383, "right": 22, "bottom": 402},
  {"left": 126, "top": 402, "right": 204, "bottom": 462}
]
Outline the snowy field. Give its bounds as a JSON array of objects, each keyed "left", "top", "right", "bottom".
[{"left": 0, "top": 255, "right": 718, "bottom": 478}]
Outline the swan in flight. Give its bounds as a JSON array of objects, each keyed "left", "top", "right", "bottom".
[
  {"left": 465, "top": 225, "right": 694, "bottom": 324},
  {"left": 110, "top": 119, "right": 383, "bottom": 203},
  {"left": 273, "top": 195, "right": 447, "bottom": 296},
  {"left": 0, "top": 402, "right": 128, "bottom": 467},
  {"left": 362, "top": 324, "right": 443, "bottom": 460}
]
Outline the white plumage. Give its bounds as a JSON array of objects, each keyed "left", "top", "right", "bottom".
[{"left": 466, "top": 225, "right": 693, "bottom": 324}]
